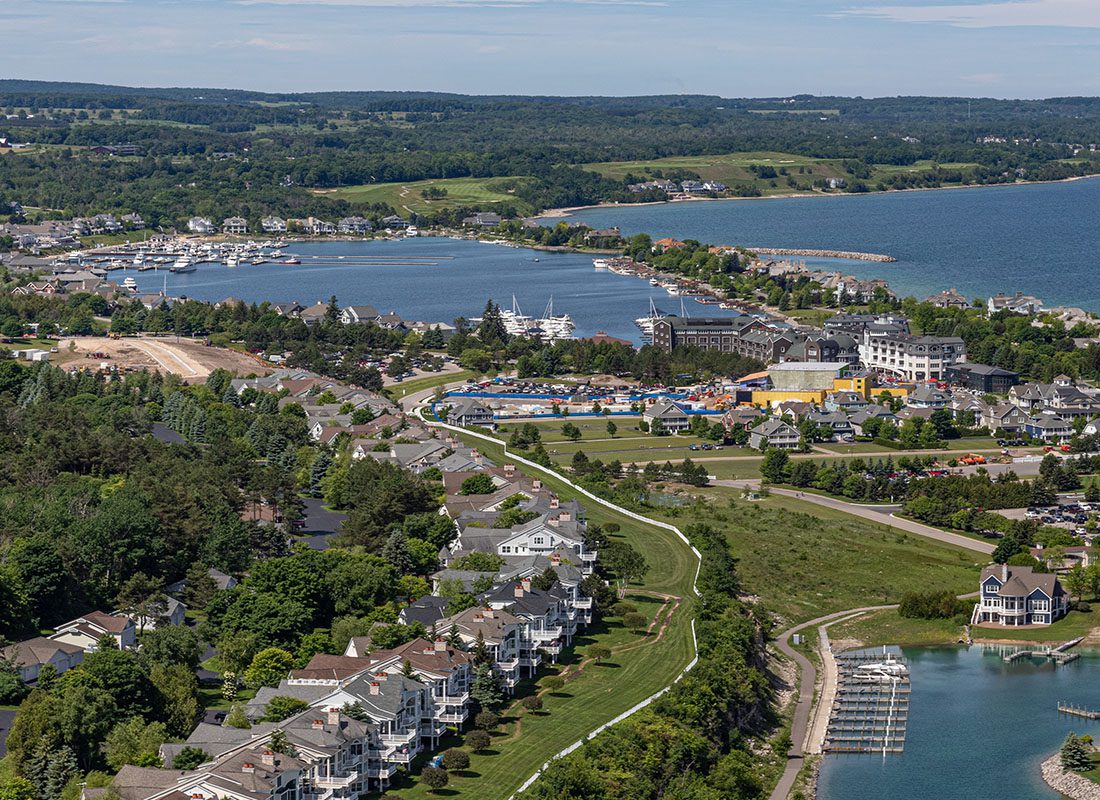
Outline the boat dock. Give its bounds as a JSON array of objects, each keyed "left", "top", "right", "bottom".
[
  {"left": 824, "top": 648, "right": 910, "bottom": 755},
  {"left": 1058, "top": 704, "right": 1100, "bottom": 720},
  {"left": 1002, "top": 637, "right": 1083, "bottom": 665}
]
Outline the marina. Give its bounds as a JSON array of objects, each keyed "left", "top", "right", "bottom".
[{"left": 825, "top": 648, "right": 910, "bottom": 755}]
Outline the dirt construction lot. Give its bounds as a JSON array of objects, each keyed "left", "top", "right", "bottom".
[{"left": 56, "top": 337, "right": 268, "bottom": 381}]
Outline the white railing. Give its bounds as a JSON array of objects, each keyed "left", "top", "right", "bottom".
[{"left": 418, "top": 413, "right": 702, "bottom": 800}]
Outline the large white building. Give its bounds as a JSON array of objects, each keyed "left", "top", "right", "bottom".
[{"left": 858, "top": 330, "right": 966, "bottom": 382}]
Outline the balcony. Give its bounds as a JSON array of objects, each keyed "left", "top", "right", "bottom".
[
  {"left": 541, "top": 642, "right": 562, "bottom": 656},
  {"left": 381, "top": 728, "right": 419, "bottom": 748},
  {"left": 520, "top": 652, "right": 543, "bottom": 668},
  {"left": 313, "top": 772, "right": 357, "bottom": 789},
  {"left": 421, "top": 720, "right": 448, "bottom": 738},
  {"left": 573, "top": 597, "right": 593, "bottom": 609},
  {"left": 438, "top": 708, "right": 470, "bottom": 724},
  {"left": 383, "top": 747, "right": 417, "bottom": 764},
  {"left": 580, "top": 551, "right": 597, "bottom": 561},
  {"left": 533, "top": 626, "right": 564, "bottom": 642},
  {"left": 498, "top": 657, "right": 519, "bottom": 672},
  {"left": 366, "top": 765, "right": 397, "bottom": 781},
  {"left": 436, "top": 692, "right": 469, "bottom": 706}
]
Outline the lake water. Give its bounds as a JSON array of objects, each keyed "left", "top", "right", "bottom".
[
  {"left": 128, "top": 238, "right": 747, "bottom": 345},
  {"left": 818, "top": 645, "right": 1100, "bottom": 800},
  {"left": 563, "top": 178, "right": 1100, "bottom": 309}
]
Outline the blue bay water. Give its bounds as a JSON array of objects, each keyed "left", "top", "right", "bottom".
[
  {"left": 128, "top": 238, "right": 746, "bottom": 345},
  {"left": 563, "top": 179, "right": 1100, "bottom": 309},
  {"left": 818, "top": 646, "right": 1100, "bottom": 800}
]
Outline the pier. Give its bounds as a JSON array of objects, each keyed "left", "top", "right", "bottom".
[
  {"left": 824, "top": 648, "right": 910, "bottom": 755},
  {"left": 1058, "top": 704, "right": 1100, "bottom": 720},
  {"left": 1001, "top": 637, "right": 1083, "bottom": 666}
]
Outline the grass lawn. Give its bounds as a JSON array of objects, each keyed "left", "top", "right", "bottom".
[
  {"left": 1079, "top": 753, "right": 1100, "bottom": 785},
  {"left": 831, "top": 608, "right": 967, "bottom": 647},
  {"left": 387, "top": 369, "right": 476, "bottom": 400},
  {"left": 971, "top": 605, "right": 1100, "bottom": 642},
  {"left": 389, "top": 434, "right": 698, "bottom": 799},
  {"left": 494, "top": 417, "right": 646, "bottom": 443},
  {"left": 311, "top": 176, "right": 536, "bottom": 216},
  {"left": 653, "top": 488, "right": 981, "bottom": 625},
  {"left": 0, "top": 337, "right": 58, "bottom": 352}
]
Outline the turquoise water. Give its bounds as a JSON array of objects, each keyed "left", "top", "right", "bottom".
[
  {"left": 128, "top": 238, "right": 748, "bottom": 344},
  {"left": 818, "top": 646, "right": 1100, "bottom": 800},
  {"left": 563, "top": 179, "right": 1100, "bottom": 309}
]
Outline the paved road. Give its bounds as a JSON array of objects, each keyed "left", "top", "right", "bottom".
[
  {"left": 769, "top": 605, "right": 897, "bottom": 800},
  {"left": 716, "top": 482, "right": 995, "bottom": 555},
  {"left": 0, "top": 708, "right": 15, "bottom": 758}
]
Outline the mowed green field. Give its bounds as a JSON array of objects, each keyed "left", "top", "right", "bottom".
[
  {"left": 311, "top": 176, "right": 536, "bottom": 215},
  {"left": 392, "top": 434, "right": 699, "bottom": 800}
]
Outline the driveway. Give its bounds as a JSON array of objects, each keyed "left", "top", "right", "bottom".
[{"left": 297, "top": 498, "right": 347, "bottom": 550}]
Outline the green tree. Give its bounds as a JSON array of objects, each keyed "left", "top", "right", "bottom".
[
  {"left": 471, "top": 663, "right": 504, "bottom": 709},
  {"left": 262, "top": 696, "right": 310, "bottom": 723},
  {"left": 465, "top": 729, "right": 491, "bottom": 752},
  {"left": 150, "top": 663, "right": 201, "bottom": 739},
  {"left": 760, "top": 447, "right": 790, "bottom": 482},
  {"left": 561, "top": 422, "right": 581, "bottom": 442},
  {"left": 459, "top": 473, "right": 495, "bottom": 495},
  {"left": 244, "top": 647, "right": 295, "bottom": 688},
  {"left": 172, "top": 746, "right": 210, "bottom": 770},
  {"left": 1061, "top": 732, "right": 1093, "bottom": 772},
  {"left": 606, "top": 420, "right": 618, "bottom": 438},
  {"left": 421, "top": 766, "right": 449, "bottom": 793},
  {"left": 622, "top": 612, "right": 647, "bottom": 634},
  {"left": 104, "top": 717, "right": 167, "bottom": 770},
  {"left": 224, "top": 703, "right": 251, "bottom": 729},
  {"left": 442, "top": 748, "right": 470, "bottom": 770},
  {"left": 587, "top": 645, "right": 612, "bottom": 664}
]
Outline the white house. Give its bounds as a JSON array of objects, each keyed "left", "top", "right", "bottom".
[
  {"left": 51, "top": 610, "right": 137, "bottom": 651},
  {"left": 0, "top": 637, "right": 84, "bottom": 683}
]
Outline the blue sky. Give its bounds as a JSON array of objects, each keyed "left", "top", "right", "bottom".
[{"left": 7, "top": 0, "right": 1100, "bottom": 97}]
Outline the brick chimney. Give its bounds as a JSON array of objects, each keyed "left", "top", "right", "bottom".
[
  {"left": 549, "top": 496, "right": 559, "bottom": 509},
  {"left": 473, "top": 450, "right": 482, "bottom": 465},
  {"left": 504, "top": 464, "right": 515, "bottom": 477},
  {"left": 550, "top": 553, "right": 561, "bottom": 566},
  {"left": 1001, "top": 564, "right": 1008, "bottom": 581},
  {"left": 369, "top": 681, "right": 381, "bottom": 695},
  {"left": 261, "top": 750, "right": 275, "bottom": 767},
  {"left": 514, "top": 583, "right": 525, "bottom": 599},
  {"left": 435, "top": 639, "right": 446, "bottom": 652},
  {"left": 521, "top": 577, "right": 532, "bottom": 593},
  {"left": 533, "top": 480, "right": 542, "bottom": 492},
  {"left": 483, "top": 607, "right": 495, "bottom": 619},
  {"left": 328, "top": 707, "right": 340, "bottom": 726},
  {"left": 312, "top": 718, "right": 325, "bottom": 730},
  {"left": 242, "top": 762, "right": 256, "bottom": 774},
  {"left": 559, "top": 511, "right": 571, "bottom": 522}
]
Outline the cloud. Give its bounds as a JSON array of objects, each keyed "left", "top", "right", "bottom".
[
  {"left": 242, "top": 36, "right": 317, "bottom": 51},
  {"left": 843, "top": 0, "right": 1100, "bottom": 29}
]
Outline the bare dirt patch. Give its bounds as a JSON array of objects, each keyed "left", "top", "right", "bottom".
[{"left": 56, "top": 337, "right": 268, "bottom": 381}]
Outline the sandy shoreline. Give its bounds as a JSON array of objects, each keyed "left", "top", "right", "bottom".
[{"left": 534, "top": 173, "right": 1100, "bottom": 220}]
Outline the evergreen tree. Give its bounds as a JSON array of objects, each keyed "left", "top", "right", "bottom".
[
  {"left": 382, "top": 531, "right": 413, "bottom": 574},
  {"left": 470, "top": 663, "right": 504, "bottom": 709},
  {"left": 1061, "top": 732, "right": 1093, "bottom": 772},
  {"left": 309, "top": 451, "right": 332, "bottom": 498}
]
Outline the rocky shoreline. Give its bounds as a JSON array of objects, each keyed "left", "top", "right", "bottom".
[{"left": 1041, "top": 753, "right": 1100, "bottom": 799}]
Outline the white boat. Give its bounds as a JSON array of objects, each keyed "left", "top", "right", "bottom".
[
  {"left": 635, "top": 298, "right": 668, "bottom": 344},
  {"left": 170, "top": 255, "right": 195, "bottom": 273},
  {"left": 121, "top": 277, "right": 138, "bottom": 291},
  {"left": 405, "top": 226, "right": 419, "bottom": 237},
  {"left": 132, "top": 253, "right": 145, "bottom": 268},
  {"left": 593, "top": 258, "right": 609, "bottom": 270},
  {"left": 500, "top": 294, "right": 534, "bottom": 336},
  {"left": 225, "top": 255, "right": 238, "bottom": 267},
  {"left": 534, "top": 297, "right": 575, "bottom": 342},
  {"left": 649, "top": 278, "right": 660, "bottom": 286}
]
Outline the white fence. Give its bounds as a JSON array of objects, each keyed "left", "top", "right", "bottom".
[{"left": 421, "top": 415, "right": 703, "bottom": 799}]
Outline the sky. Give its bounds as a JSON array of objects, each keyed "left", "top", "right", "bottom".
[{"left": 5, "top": 0, "right": 1100, "bottom": 97}]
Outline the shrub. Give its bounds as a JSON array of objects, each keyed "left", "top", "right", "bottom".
[
  {"left": 609, "top": 602, "right": 638, "bottom": 617},
  {"left": 587, "top": 645, "right": 612, "bottom": 663},
  {"left": 541, "top": 676, "right": 565, "bottom": 693},
  {"left": 897, "top": 590, "right": 971, "bottom": 620},
  {"left": 421, "top": 766, "right": 449, "bottom": 792},
  {"left": 623, "top": 612, "right": 647, "bottom": 633},
  {"left": 522, "top": 695, "right": 543, "bottom": 712}
]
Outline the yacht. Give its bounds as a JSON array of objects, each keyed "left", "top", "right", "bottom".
[
  {"left": 405, "top": 226, "right": 419, "bottom": 238},
  {"left": 534, "top": 297, "right": 576, "bottom": 342},
  {"left": 593, "top": 258, "right": 609, "bottom": 270},
  {"left": 225, "top": 255, "right": 239, "bottom": 267},
  {"left": 283, "top": 257, "right": 301, "bottom": 265},
  {"left": 121, "top": 277, "right": 138, "bottom": 291},
  {"left": 500, "top": 295, "right": 535, "bottom": 336},
  {"left": 662, "top": 283, "right": 682, "bottom": 296},
  {"left": 170, "top": 256, "right": 196, "bottom": 273},
  {"left": 649, "top": 278, "right": 660, "bottom": 286}
]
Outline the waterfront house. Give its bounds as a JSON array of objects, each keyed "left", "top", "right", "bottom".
[
  {"left": 974, "top": 564, "right": 1068, "bottom": 627},
  {"left": 340, "top": 305, "right": 382, "bottom": 325},
  {"left": 643, "top": 398, "right": 690, "bottom": 433},
  {"left": 338, "top": 216, "right": 373, "bottom": 234},
  {"left": 261, "top": 215, "right": 287, "bottom": 234},
  {"left": 988, "top": 291, "right": 1044, "bottom": 316},
  {"left": 462, "top": 212, "right": 501, "bottom": 227},
  {"left": 381, "top": 215, "right": 409, "bottom": 229},
  {"left": 187, "top": 217, "right": 215, "bottom": 235},
  {"left": 299, "top": 302, "right": 331, "bottom": 326},
  {"left": 925, "top": 288, "right": 970, "bottom": 309},
  {"left": 748, "top": 418, "right": 801, "bottom": 450},
  {"left": 222, "top": 217, "right": 248, "bottom": 235}
]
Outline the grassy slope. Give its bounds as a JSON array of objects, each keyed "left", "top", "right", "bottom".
[
  {"left": 387, "top": 369, "right": 477, "bottom": 401},
  {"left": 395, "top": 435, "right": 698, "bottom": 800},
  {"left": 653, "top": 488, "right": 981, "bottom": 625},
  {"left": 311, "top": 177, "right": 536, "bottom": 216}
]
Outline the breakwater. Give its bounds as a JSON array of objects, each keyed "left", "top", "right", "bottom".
[{"left": 749, "top": 247, "right": 896, "bottom": 263}]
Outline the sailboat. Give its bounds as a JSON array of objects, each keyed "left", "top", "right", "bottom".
[{"left": 500, "top": 294, "right": 534, "bottom": 336}]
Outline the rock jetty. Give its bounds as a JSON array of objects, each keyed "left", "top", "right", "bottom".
[
  {"left": 1041, "top": 753, "right": 1100, "bottom": 800},
  {"left": 750, "top": 247, "right": 896, "bottom": 263}
]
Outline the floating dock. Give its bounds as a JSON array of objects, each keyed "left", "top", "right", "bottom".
[
  {"left": 1002, "top": 637, "right": 1083, "bottom": 666},
  {"left": 825, "top": 648, "right": 910, "bottom": 755}
]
